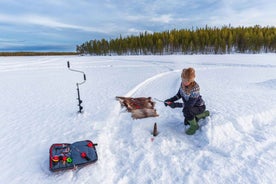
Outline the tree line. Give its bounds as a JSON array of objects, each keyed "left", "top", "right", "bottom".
[{"left": 76, "top": 25, "right": 276, "bottom": 55}]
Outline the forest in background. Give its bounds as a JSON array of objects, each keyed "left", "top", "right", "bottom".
[{"left": 76, "top": 25, "right": 276, "bottom": 55}]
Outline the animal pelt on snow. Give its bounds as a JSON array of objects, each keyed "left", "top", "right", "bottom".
[{"left": 116, "top": 96, "right": 159, "bottom": 119}]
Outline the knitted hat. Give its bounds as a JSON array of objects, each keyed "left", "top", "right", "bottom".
[{"left": 181, "top": 68, "right": 195, "bottom": 82}]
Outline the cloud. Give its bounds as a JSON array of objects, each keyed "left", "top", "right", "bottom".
[
  {"left": 0, "top": 38, "right": 25, "bottom": 49},
  {"left": 0, "top": 13, "right": 110, "bottom": 33},
  {"left": 205, "top": 0, "right": 276, "bottom": 27},
  {"left": 150, "top": 14, "right": 173, "bottom": 23}
]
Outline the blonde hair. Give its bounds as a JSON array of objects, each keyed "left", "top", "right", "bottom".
[{"left": 181, "top": 68, "right": 195, "bottom": 82}]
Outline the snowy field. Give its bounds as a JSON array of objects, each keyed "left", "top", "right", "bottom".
[{"left": 0, "top": 54, "right": 275, "bottom": 184}]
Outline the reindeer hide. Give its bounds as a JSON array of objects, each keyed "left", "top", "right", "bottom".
[{"left": 116, "top": 96, "right": 159, "bottom": 119}]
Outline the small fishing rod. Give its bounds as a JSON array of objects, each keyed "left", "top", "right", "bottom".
[
  {"left": 153, "top": 98, "right": 165, "bottom": 103},
  {"left": 154, "top": 98, "right": 172, "bottom": 105}
]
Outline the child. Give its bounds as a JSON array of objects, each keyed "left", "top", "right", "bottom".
[{"left": 164, "top": 68, "right": 209, "bottom": 135}]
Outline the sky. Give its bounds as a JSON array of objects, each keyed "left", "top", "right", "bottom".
[{"left": 0, "top": 0, "right": 276, "bottom": 52}]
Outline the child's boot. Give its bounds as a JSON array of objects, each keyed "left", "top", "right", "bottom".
[
  {"left": 195, "top": 110, "right": 210, "bottom": 121},
  {"left": 185, "top": 118, "right": 199, "bottom": 135}
]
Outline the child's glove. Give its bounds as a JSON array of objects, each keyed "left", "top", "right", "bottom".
[
  {"left": 165, "top": 101, "right": 183, "bottom": 108},
  {"left": 168, "top": 102, "right": 176, "bottom": 108},
  {"left": 164, "top": 99, "right": 172, "bottom": 106}
]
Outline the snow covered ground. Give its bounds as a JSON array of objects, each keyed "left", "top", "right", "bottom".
[{"left": 0, "top": 54, "right": 275, "bottom": 184}]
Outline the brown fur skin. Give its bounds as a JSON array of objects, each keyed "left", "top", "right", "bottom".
[
  {"left": 116, "top": 96, "right": 158, "bottom": 119},
  {"left": 131, "top": 109, "right": 159, "bottom": 119},
  {"left": 116, "top": 96, "right": 155, "bottom": 111}
]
